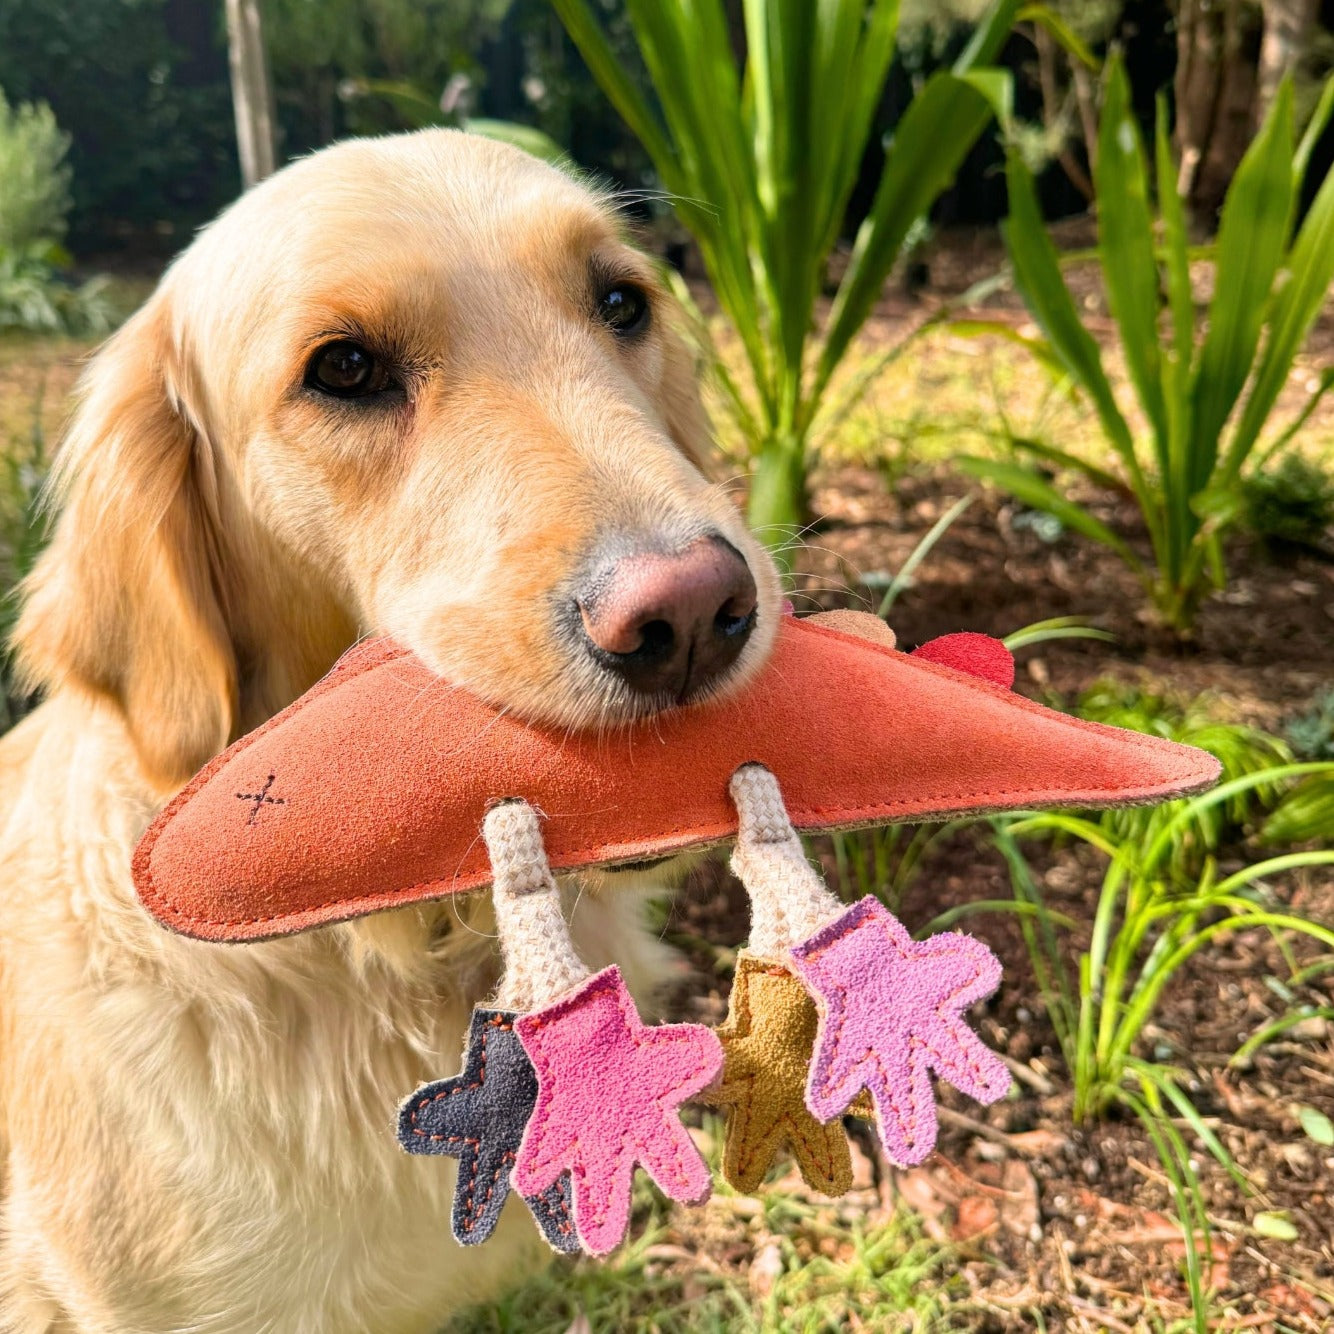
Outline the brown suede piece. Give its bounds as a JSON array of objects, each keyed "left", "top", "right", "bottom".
[
  {"left": 699, "top": 954, "right": 860, "bottom": 1195},
  {"left": 132, "top": 617, "right": 1221, "bottom": 942}
]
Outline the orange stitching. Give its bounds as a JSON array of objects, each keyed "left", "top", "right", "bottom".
[
  {"left": 406, "top": 1015, "right": 519, "bottom": 1230},
  {"left": 517, "top": 972, "right": 714, "bottom": 1226}
]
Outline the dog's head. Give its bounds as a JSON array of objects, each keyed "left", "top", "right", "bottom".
[{"left": 17, "top": 131, "right": 782, "bottom": 787}]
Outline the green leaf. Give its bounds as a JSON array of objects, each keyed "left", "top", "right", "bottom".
[
  {"left": 1001, "top": 151, "right": 1137, "bottom": 465},
  {"left": 1008, "top": 435, "right": 1128, "bottom": 496},
  {"left": 1295, "top": 74, "right": 1334, "bottom": 187},
  {"left": 945, "top": 317, "right": 1069, "bottom": 382},
  {"left": 956, "top": 457, "right": 1144, "bottom": 571},
  {"left": 550, "top": 0, "right": 674, "bottom": 168},
  {"left": 1002, "top": 616, "right": 1115, "bottom": 652},
  {"left": 1254, "top": 1210, "right": 1299, "bottom": 1242},
  {"left": 1190, "top": 80, "right": 1295, "bottom": 492},
  {"left": 1016, "top": 4, "right": 1099, "bottom": 68},
  {"left": 1155, "top": 95, "right": 1195, "bottom": 380},
  {"left": 1227, "top": 102, "right": 1334, "bottom": 476},
  {"left": 1190, "top": 486, "right": 1246, "bottom": 526},
  {"left": 816, "top": 70, "right": 1005, "bottom": 403},
  {"left": 1096, "top": 58, "right": 1167, "bottom": 454},
  {"left": 955, "top": 0, "right": 1025, "bottom": 71},
  {"left": 1298, "top": 1105, "right": 1334, "bottom": 1146},
  {"left": 1261, "top": 773, "right": 1334, "bottom": 845},
  {"left": 1155, "top": 92, "right": 1195, "bottom": 568},
  {"left": 875, "top": 492, "right": 974, "bottom": 617}
]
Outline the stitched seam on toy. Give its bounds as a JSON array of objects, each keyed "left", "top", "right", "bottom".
[
  {"left": 407, "top": 1014, "right": 516, "bottom": 1231},
  {"left": 235, "top": 773, "right": 287, "bottom": 825},
  {"left": 803, "top": 922, "right": 995, "bottom": 1084},
  {"left": 531, "top": 1179, "right": 575, "bottom": 1238},
  {"left": 802, "top": 921, "right": 994, "bottom": 1142},
  {"left": 726, "top": 964, "right": 836, "bottom": 1185}
]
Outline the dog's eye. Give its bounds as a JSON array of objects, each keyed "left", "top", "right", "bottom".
[
  {"left": 305, "top": 341, "right": 392, "bottom": 398},
  {"left": 597, "top": 283, "right": 649, "bottom": 337}
]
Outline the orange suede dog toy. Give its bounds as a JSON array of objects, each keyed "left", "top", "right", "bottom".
[
  {"left": 133, "top": 612, "right": 1219, "bottom": 943},
  {"left": 131, "top": 609, "right": 1222, "bottom": 1257}
]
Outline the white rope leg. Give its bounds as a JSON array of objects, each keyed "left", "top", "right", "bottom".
[
  {"left": 484, "top": 800, "right": 590, "bottom": 1013},
  {"left": 729, "top": 765, "right": 843, "bottom": 957}
]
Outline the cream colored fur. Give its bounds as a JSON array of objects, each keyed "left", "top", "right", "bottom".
[{"left": 0, "top": 130, "right": 780, "bottom": 1333}]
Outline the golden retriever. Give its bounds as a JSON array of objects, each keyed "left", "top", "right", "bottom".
[{"left": 0, "top": 129, "right": 782, "bottom": 1333}]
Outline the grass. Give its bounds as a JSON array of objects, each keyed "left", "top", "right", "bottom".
[
  {"left": 990, "top": 771, "right": 1334, "bottom": 1332},
  {"left": 442, "top": 1138, "right": 964, "bottom": 1334}
]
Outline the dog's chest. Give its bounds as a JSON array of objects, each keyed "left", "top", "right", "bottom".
[{"left": 123, "top": 968, "right": 535, "bottom": 1333}]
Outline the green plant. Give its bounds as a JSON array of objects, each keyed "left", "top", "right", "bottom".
[
  {"left": 0, "top": 2, "right": 239, "bottom": 245},
  {"left": 0, "top": 87, "right": 114, "bottom": 338},
  {"left": 991, "top": 768, "right": 1334, "bottom": 1327},
  {"left": 960, "top": 59, "right": 1334, "bottom": 632},
  {"left": 551, "top": 0, "right": 1018, "bottom": 550},
  {"left": 0, "top": 91, "right": 72, "bottom": 250},
  {"left": 1240, "top": 452, "right": 1334, "bottom": 551},
  {"left": 823, "top": 820, "right": 968, "bottom": 914},
  {"left": 1259, "top": 691, "right": 1334, "bottom": 844},
  {"left": 1286, "top": 690, "right": 1334, "bottom": 763},
  {"left": 0, "top": 241, "right": 116, "bottom": 338},
  {"left": 441, "top": 1162, "right": 956, "bottom": 1333},
  {"left": 1075, "top": 680, "right": 1295, "bottom": 871}
]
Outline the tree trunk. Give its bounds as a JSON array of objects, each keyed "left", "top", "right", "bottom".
[
  {"left": 225, "top": 0, "right": 277, "bottom": 189},
  {"left": 1257, "top": 0, "right": 1319, "bottom": 114},
  {"left": 1174, "top": 0, "right": 1260, "bottom": 223}
]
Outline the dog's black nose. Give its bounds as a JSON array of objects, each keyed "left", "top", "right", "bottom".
[{"left": 577, "top": 535, "right": 757, "bottom": 700}]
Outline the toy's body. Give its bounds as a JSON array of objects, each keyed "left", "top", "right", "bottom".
[{"left": 134, "top": 616, "right": 1218, "bottom": 942}]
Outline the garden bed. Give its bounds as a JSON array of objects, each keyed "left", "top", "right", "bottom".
[{"left": 645, "top": 463, "right": 1334, "bottom": 1333}]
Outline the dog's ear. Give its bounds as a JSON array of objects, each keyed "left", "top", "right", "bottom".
[{"left": 14, "top": 296, "right": 238, "bottom": 788}]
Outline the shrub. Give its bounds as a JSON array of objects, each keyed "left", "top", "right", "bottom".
[
  {"left": 1260, "top": 691, "right": 1334, "bottom": 845},
  {"left": 0, "top": 242, "right": 116, "bottom": 338},
  {"left": 0, "top": 91, "right": 72, "bottom": 250},
  {"left": 960, "top": 59, "right": 1334, "bottom": 632},
  {"left": 1240, "top": 451, "right": 1334, "bottom": 551},
  {"left": 0, "top": 0, "right": 239, "bottom": 246},
  {"left": 552, "top": 0, "right": 1019, "bottom": 550},
  {"left": 0, "top": 394, "right": 51, "bottom": 730},
  {"left": 1286, "top": 690, "right": 1334, "bottom": 763},
  {"left": 0, "top": 89, "right": 115, "bottom": 338}
]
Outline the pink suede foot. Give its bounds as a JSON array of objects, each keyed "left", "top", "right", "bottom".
[
  {"left": 787, "top": 896, "right": 1012, "bottom": 1166},
  {"left": 514, "top": 966, "right": 722, "bottom": 1255}
]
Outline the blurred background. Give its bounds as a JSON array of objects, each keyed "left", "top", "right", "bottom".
[{"left": 1, "top": 2, "right": 1332, "bottom": 1332}]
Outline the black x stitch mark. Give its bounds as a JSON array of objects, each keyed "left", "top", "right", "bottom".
[{"left": 235, "top": 773, "right": 287, "bottom": 825}]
